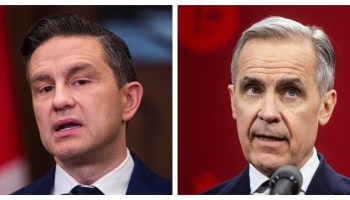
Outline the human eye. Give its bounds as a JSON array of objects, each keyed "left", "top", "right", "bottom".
[
  {"left": 38, "top": 85, "right": 54, "bottom": 94},
  {"left": 72, "top": 79, "right": 90, "bottom": 86},
  {"left": 283, "top": 87, "right": 300, "bottom": 99},
  {"left": 246, "top": 85, "right": 261, "bottom": 96}
]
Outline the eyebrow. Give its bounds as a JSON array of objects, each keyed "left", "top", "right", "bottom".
[
  {"left": 238, "top": 76, "right": 305, "bottom": 93},
  {"left": 238, "top": 76, "right": 265, "bottom": 92},
  {"left": 30, "top": 64, "right": 96, "bottom": 85},
  {"left": 66, "top": 64, "right": 95, "bottom": 79},
  {"left": 30, "top": 73, "right": 51, "bottom": 85},
  {"left": 276, "top": 78, "right": 306, "bottom": 96},
  {"left": 275, "top": 78, "right": 304, "bottom": 90},
  {"left": 239, "top": 76, "right": 264, "bottom": 90}
]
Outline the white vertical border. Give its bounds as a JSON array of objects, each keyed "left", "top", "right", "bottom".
[{"left": 172, "top": 4, "right": 178, "bottom": 196}]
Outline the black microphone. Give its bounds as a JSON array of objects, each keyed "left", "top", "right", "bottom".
[{"left": 269, "top": 165, "right": 303, "bottom": 195}]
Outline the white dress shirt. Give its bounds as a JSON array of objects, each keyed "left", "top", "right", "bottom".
[
  {"left": 52, "top": 149, "right": 134, "bottom": 195},
  {"left": 250, "top": 147, "right": 320, "bottom": 195}
]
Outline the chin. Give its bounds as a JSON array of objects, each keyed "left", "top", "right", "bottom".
[
  {"left": 55, "top": 151, "right": 80, "bottom": 161},
  {"left": 250, "top": 153, "right": 288, "bottom": 176},
  {"left": 50, "top": 144, "right": 85, "bottom": 161}
]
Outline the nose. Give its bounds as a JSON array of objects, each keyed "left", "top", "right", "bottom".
[
  {"left": 258, "top": 94, "right": 281, "bottom": 124},
  {"left": 52, "top": 86, "right": 75, "bottom": 112}
]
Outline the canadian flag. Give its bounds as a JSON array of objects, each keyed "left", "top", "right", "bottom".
[{"left": 0, "top": 6, "right": 29, "bottom": 194}]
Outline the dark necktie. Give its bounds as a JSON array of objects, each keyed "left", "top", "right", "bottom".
[
  {"left": 69, "top": 185, "right": 104, "bottom": 195},
  {"left": 255, "top": 180, "right": 270, "bottom": 194}
]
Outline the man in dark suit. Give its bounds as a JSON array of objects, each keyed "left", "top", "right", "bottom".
[
  {"left": 204, "top": 16, "right": 350, "bottom": 195},
  {"left": 12, "top": 14, "right": 171, "bottom": 195}
]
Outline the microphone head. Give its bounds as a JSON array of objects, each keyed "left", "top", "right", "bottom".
[{"left": 270, "top": 165, "right": 303, "bottom": 195}]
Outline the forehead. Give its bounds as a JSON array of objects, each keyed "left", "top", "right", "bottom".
[
  {"left": 28, "top": 36, "right": 106, "bottom": 77},
  {"left": 236, "top": 38, "right": 317, "bottom": 83}
]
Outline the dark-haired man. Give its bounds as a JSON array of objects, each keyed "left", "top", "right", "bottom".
[{"left": 12, "top": 14, "right": 171, "bottom": 195}]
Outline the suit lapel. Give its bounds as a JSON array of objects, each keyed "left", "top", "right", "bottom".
[
  {"left": 306, "top": 154, "right": 338, "bottom": 195},
  {"left": 29, "top": 166, "right": 56, "bottom": 194},
  {"left": 219, "top": 166, "right": 250, "bottom": 194},
  {"left": 125, "top": 154, "right": 147, "bottom": 194},
  {"left": 125, "top": 153, "right": 171, "bottom": 195},
  {"left": 38, "top": 166, "right": 56, "bottom": 194}
]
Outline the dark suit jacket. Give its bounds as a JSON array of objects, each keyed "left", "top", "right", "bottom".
[
  {"left": 12, "top": 153, "right": 172, "bottom": 195},
  {"left": 203, "top": 154, "right": 350, "bottom": 195}
]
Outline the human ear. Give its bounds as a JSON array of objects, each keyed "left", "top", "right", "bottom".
[
  {"left": 121, "top": 81, "right": 143, "bottom": 122},
  {"left": 319, "top": 89, "right": 337, "bottom": 125},
  {"left": 228, "top": 84, "right": 237, "bottom": 119}
]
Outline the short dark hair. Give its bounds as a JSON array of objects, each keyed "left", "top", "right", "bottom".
[{"left": 21, "top": 13, "right": 137, "bottom": 87}]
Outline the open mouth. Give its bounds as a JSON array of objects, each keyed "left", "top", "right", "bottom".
[
  {"left": 254, "top": 134, "right": 286, "bottom": 142},
  {"left": 54, "top": 119, "right": 82, "bottom": 132}
]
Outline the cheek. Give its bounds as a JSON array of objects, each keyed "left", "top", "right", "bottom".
[
  {"left": 32, "top": 102, "right": 53, "bottom": 151},
  {"left": 33, "top": 101, "right": 50, "bottom": 129},
  {"left": 285, "top": 107, "right": 319, "bottom": 154},
  {"left": 90, "top": 104, "right": 122, "bottom": 141},
  {"left": 288, "top": 118, "right": 318, "bottom": 164},
  {"left": 234, "top": 101, "right": 259, "bottom": 144},
  {"left": 235, "top": 100, "right": 259, "bottom": 129},
  {"left": 292, "top": 114, "right": 319, "bottom": 139},
  {"left": 81, "top": 91, "right": 123, "bottom": 130}
]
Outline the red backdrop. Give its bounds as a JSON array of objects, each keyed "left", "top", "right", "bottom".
[{"left": 179, "top": 5, "right": 350, "bottom": 194}]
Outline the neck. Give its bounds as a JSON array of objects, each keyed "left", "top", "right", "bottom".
[
  {"left": 54, "top": 130, "right": 128, "bottom": 185},
  {"left": 56, "top": 147, "right": 127, "bottom": 185}
]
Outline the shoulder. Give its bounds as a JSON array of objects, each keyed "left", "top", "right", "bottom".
[
  {"left": 127, "top": 153, "right": 172, "bottom": 195},
  {"left": 11, "top": 167, "right": 55, "bottom": 195},
  {"left": 202, "top": 178, "right": 238, "bottom": 195},
  {"left": 332, "top": 171, "right": 350, "bottom": 194},
  {"left": 320, "top": 158, "right": 350, "bottom": 194},
  {"left": 307, "top": 154, "right": 350, "bottom": 195},
  {"left": 202, "top": 166, "right": 250, "bottom": 195}
]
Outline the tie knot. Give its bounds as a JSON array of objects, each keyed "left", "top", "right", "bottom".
[
  {"left": 255, "top": 180, "right": 270, "bottom": 193},
  {"left": 70, "top": 185, "right": 104, "bottom": 195}
]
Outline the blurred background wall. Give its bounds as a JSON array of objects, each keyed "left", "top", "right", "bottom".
[
  {"left": 179, "top": 5, "right": 350, "bottom": 194},
  {"left": 0, "top": 5, "right": 172, "bottom": 194}
]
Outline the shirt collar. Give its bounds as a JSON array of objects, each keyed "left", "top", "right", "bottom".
[
  {"left": 299, "top": 147, "right": 319, "bottom": 192},
  {"left": 249, "top": 162, "right": 269, "bottom": 194},
  {"left": 249, "top": 147, "right": 320, "bottom": 194},
  {"left": 52, "top": 148, "right": 134, "bottom": 195}
]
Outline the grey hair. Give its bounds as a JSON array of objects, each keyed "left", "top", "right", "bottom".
[{"left": 231, "top": 16, "right": 335, "bottom": 95}]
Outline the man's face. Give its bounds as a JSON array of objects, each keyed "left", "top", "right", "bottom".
[
  {"left": 28, "top": 36, "right": 132, "bottom": 163},
  {"left": 228, "top": 38, "right": 336, "bottom": 176}
]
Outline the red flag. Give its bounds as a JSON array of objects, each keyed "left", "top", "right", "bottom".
[{"left": 0, "top": 6, "right": 28, "bottom": 194}]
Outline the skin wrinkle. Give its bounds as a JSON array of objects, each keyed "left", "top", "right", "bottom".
[
  {"left": 31, "top": 65, "right": 102, "bottom": 97},
  {"left": 239, "top": 59, "right": 309, "bottom": 71},
  {"left": 30, "top": 57, "right": 101, "bottom": 81},
  {"left": 229, "top": 38, "right": 336, "bottom": 176},
  {"left": 28, "top": 35, "right": 143, "bottom": 185}
]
